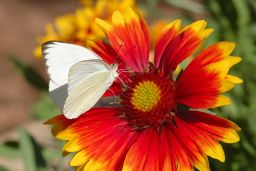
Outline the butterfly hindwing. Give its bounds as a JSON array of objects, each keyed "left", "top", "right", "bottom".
[
  {"left": 42, "top": 41, "right": 100, "bottom": 110},
  {"left": 67, "top": 59, "right": 109, "bottom": 93},
  {"left": 64, "top": 60, "right": 117, "bottom": 119}
]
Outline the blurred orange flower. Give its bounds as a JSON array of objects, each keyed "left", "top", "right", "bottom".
[{"left": 34, "top": 0, "right": 136, "bottom": 58}]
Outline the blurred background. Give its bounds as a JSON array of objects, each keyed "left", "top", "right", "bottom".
[{"left": 0, "top": 0, "right": 255, "bottom": 170}]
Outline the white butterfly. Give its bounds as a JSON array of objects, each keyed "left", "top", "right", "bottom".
[{"left": 42, "top": 41, "right": 118, "bottom": 119}]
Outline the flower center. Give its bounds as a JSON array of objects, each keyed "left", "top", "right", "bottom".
[
  {"left": 120, "top": 70, "right": 175, "bottom": 129},
  {"left": 131, "top": 81, "right": 161, "bottom": 112}
]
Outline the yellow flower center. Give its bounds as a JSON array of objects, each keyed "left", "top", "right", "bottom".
[
  {"left": 120, "top": 71, "right": 175, "bottom": 129},
  {"left": 131, "top": 81, "right": 161, "bottom": 112}
]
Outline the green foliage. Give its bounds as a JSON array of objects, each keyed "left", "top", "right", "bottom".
[
  {"left": 0, "top": 141, "right": 21, "bottom": 159},
  {"left": 20, "top": 129, "right": 46, "bottom": 171},
  {"left": 9, "top": 55, "right": 48, "bottom": 91},
  {"left": 0, "top": 129, "right": 65, "bottom": 171},
  {"left": 204, "top": 0, "right": 256, "bottom": 170},
  {"left": 165, "top": 0, "right": 205, "bottom": 14},
  {"left": 0, "top": 166, "right": 10, "bottom": 171},
  {"left": 31, "top": 93, "right": 60, "bottom": 120}
]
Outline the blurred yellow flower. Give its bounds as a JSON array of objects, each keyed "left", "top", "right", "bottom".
[{"left": 34, "top": 0, "right": 136, "bottom": 58}]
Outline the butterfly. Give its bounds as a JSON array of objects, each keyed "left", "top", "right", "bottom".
[{"left": 42, "top": 41, "right": 118, "bottom": 119}]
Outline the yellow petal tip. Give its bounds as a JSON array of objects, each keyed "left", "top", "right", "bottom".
[
  {"left": 223, "top": 129, "right": 240, "bottom": 143},
  {"left": 213, "top": 96, "right": 232, "bottom": 108},
  {"left": 218, "top": 41, "right": 236, "bottom": 55},
  {"left": 112, "top": 10, "right": 125, "bottom": 25},
  {"left": 95, "top": 18, "right": 112, "bottom": 32}
]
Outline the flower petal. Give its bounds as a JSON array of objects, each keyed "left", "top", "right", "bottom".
[
  {"left": 47, "top": 108, "right": 138, "bottom": 170},
  {"left": 123, "top": 129, "right": 160, "bottom": 171},
  {"left": 169, "top": 121, "right": 211, "bottom": 171},
  {"left": 177, "top": 111, "right": 241, "bottom": 144},
  {"left": 102, "top": 82, "right": 122, "bottom": 97},
  {"left": 96, "top": 8, "right": 150, "bottom": 72},
  {"left": 165, "top": 109, "right": 239, "bottom": 170},
  {"left": 44, "top": 115, "right": 75, "bottom": 136},
  {"left": 154, "top": 19, "right": 181, "bottom": 67},
  {"left": 175, "top": 42, "right": 242, "bottom": 108},
  {"left": 87, "top": 39, "right": 118, "bottom": 64},
  {"left": 159, "top": 128, "right": 176, "bottom": 171},
  {"left": 157, "top": 20, "right": 213, "bottom": 74},
  {"left": 163, "top": 127, "right": 194, "bottom": 171}
]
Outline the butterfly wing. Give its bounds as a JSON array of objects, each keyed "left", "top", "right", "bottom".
[
  {"left": 64, "top": 60, "right": 117, "bottom": 119},
  {"left": 42, "top": 41, "right": 100, "bottom": 109},
  {"left": 67, "top": 59, "right": 109, "bottom": 93}
]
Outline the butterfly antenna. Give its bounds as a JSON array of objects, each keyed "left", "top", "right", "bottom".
[
  {"left": 117, "top": 77, "right": 132, "bottom": 89},
  {"left": 112, "top": 42, "right": 132, "bottom": 90},
  {"left": 113, "top": 42, "right": 124, "bottom": 64},
  {"left": 117, "top": 69, "right": 130, "bottom": 75},
  {"left": 117, "top": 68, "right": 127, "bottom": 72}
]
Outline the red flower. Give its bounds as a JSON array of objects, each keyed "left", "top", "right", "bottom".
[{"left": 46, "top": 8, "right": 242, "bottom": 171}]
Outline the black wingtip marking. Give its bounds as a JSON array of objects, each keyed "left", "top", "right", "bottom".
[{"left": 41, "top": 41, "right": 67, "bottom": 57}]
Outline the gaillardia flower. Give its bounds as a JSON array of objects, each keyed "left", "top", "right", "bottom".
[
  {"left": 47, "top": 8, "right": 242, "bottom": 171},
  {"left": 34, "top": 0, "right": 136, "bottom": 58}
]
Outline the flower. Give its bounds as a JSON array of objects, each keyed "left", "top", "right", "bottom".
[
  {"left": 34, "top": 0, "right": 136, "bottom": 58},
  {"left": 46, "top": 8, "right": 242, "bottom": 171}
]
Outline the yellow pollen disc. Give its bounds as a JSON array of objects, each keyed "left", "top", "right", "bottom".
[{"left": 131, "top": 81, "right": 161, "bottom": 112}]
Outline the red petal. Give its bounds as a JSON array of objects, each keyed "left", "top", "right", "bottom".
[
  {"left": 159, "top": 128, "right": 179, "bottom": 171},
  {"left": 44, "top": 115, "right": 75, "bottom": 136},
  {"left": 96, "top": 9, "right": 150, "bottom": 72},
  {"left": 175, "top": 42, "right": 238, "bottom": 108},
  {"left": 176, "top": 110, "right": 240, "bottom": 144},
  {"left": 48, "top": 108, "right": 139, "bottom": 170},
  {"left": 168, "top": 124, "right": 206, "bottom": 171},
  {"left": 87, "top": 39, "right": 118, "bottom": 64},
  {"left": 154, "top": 20, "right": 181, "bottom": 68},
  {"left": 103, "top": 82, "right": 122, "bottom": 97},
  {"left": 123, "top": 129, "right": 159, "bottom": 171},
  {"left": 157, "top": 20, "right": 213, "bottom": 74}
]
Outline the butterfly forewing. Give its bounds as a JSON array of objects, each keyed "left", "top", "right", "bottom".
[
  {"left": 42, "top": 41, "right": 100, "bottom": 110},
  {"left": 43, "top": 41, "right": 100, "bottom": 87}
]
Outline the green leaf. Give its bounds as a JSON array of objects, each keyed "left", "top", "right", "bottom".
[
  {"left": 206, "top": 0, "right": 236, "bottom": 40},
  {"left": 0, "top": 165, "right": 10, "bottom": 171},
  {"left": 19, "top": 129, "right": 46, "bottom": 171},
  {"left": 164, "top": 0, "right": 205, "bottom": 14},
  {"left": 0, "top": 141, "right": 21, "bottom": 159},
  {"left": 9, "top": 55, "right": 48, "bottom": 91},
  {"left": 31, "top": 93, "right": 60, "bottom": 120},
  {"left": 42, "top": 148, "right": 62, "bottom": 161}
]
